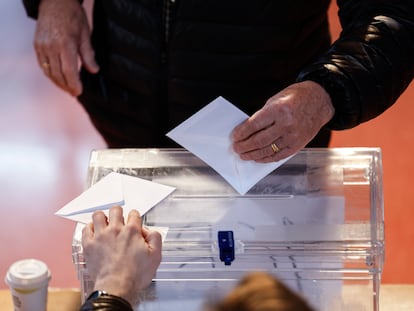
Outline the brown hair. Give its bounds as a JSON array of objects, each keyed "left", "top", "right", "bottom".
[{"left": 205, "top": 272, "right": 314, "bottom": 311}]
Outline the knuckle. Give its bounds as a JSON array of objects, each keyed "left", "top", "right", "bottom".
[
  {"left": 108, "top": 225, "right": 122, "bottom": 235},
  {"left": 248, "top": 119, "right": 262, "bottom": 132},
  {"left": 124, "top": 223, "right": 140, "bottom": 237},
  {"left": 34, "top": 35, "right": 46, "bottom": 46},
  {"left": 82, "top": 239, "right": 92, "bottom": 250}
]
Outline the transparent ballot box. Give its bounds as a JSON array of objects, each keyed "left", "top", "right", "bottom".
[{"left": 72, "top": 148, "right": 384, "bottom": 310}]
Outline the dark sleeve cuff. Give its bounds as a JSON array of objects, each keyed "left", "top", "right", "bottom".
[
  {"left": 22, "top": 0, "right": 41, "bottom": 19},
  {"left": 80, "top": 295, "right": 134, "bottom": 311}
]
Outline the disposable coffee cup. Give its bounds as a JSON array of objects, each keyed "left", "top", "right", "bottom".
[{"left": 5, "top": 259, "right": 51, "bottom": 311}]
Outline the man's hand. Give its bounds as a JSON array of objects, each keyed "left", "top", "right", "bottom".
[
  {"left": 82, "top": 206, "right": 162, "bottom": 305},
  {"left": 34, "top": 0, "right": 99, "bottom": 96},
  {"left": 232, "top": 81, "right": 335, "bottom": 162}
]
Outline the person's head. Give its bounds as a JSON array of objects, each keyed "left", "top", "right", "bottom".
[{"left": 204, "top": 272, "right": 314, "bottom": 311}]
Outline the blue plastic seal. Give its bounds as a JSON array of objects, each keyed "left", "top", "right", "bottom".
[{"left": 218, "top": 231, "right": 235, "bottom": 266}]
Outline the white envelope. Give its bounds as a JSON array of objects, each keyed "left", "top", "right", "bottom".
[
  {"left": 55, "top": 172, "right": 176, "bottom": 224},
  {"left": 167, "top": 96, "right": 293, "bottom": 195}
]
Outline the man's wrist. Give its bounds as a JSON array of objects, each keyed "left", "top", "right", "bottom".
[
  {"left": 39, "top": 0, "right": 82, "bottom": 10},
  {"left": 306, "top": 80, "right": 335, "bottom": 125},
  {"left": 40, "top": 0, "right": 81, "bottom": 3}
]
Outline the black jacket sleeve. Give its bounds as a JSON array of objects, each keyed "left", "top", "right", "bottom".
[
  {"left": 22, "top": 0, "right": 41, "bottom": 19},
  {"left": 297, "top": 0, "right": 414, "bottom": 130},
  {"left": 79, "top": 295, "right": 134, "bottom": 311}
]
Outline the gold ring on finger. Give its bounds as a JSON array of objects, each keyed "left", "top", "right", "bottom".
[
  {"left": 42, "top": 61, "right": 50, "bottom": 69},
  {"left": 271, "top": 143, "right": 280, "bottom": 154}
]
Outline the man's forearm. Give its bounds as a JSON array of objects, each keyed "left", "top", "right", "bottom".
[{"left": 22, "top": 0, "right": 82, "bottom": 19}]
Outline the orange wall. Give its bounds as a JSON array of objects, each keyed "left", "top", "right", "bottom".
[{"left": 328, "top": 3, "right": 414, "bottom": 284}]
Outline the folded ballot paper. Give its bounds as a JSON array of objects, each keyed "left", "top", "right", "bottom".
[
  {"left": 55, "top": 172, "right": 175, "bottom": 224},
  {"left": 56, "top": 97, "right": 292, "bottom": 225},
  {"left": 167, "top": 96, "right": 294, "bottom": 195}
]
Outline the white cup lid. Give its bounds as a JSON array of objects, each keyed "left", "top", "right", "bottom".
[{"left": 5, "top": 259, "right": 50, "bottom": 288}]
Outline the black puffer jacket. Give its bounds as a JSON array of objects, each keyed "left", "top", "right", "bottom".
[{"left": 23, "top": 0, "right": 414, "bottom": 148}]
